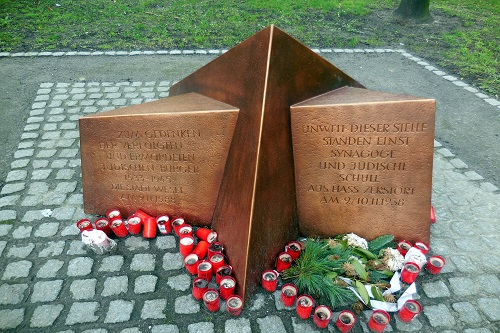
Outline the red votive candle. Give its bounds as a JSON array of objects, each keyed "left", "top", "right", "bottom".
[
  {"left": 397, "top": 240, "right": 412, "bottom": 256},
  {"left": 171, "top": 217, "right": 185, "bottom": 236},
  {"left": 208, "top": 242, "right": 224, "bottom": 258},
  {"left": 142, "top": 216, "right": 157, "bottom": 238},
  {"left": 336, "top": 310, "right": 356, "bottom": 332},
  {"left": 184, "top": 254, "right": 200, "bottom": 275},
  {"left": 286, "top": 241, "right": 302, "bottom": 260},
  {"left": 106, "top": 209, "right": 122, "bottom": 221},
  {"left": 179, "top": 236, "right": 195, "bottom": 257},
  {"left": 414, "top": 241, "right": 430, "bottom": 255},
  {"left": 226, "top": 295, "right": 243, "bottom": 316},
  {"left": 192, "top": 277, "right": 208, "bottom": 300},
  {"left": 209, "top": 253, "right": 225, "bottom": 273},
  {"left": 195, "top": 228, "right": 218, "bottom": 243},
  {"left": 261, "top": 270, "right": 279, "bottom": 292},
  {"left": 156, "top": 215, "right": 171, "bottom": 235},
  {"left": 203, "top": 289, "right": 220, "bottom": 312},
  {"left": 127, "top": 214, "right": 142, "bottom": 235},
  {"left": 295, "top": 294, "right": 314, "bottom": 320},
  {"left": 426, "top": 255, "right": 446, "bottom": 274},
  {"left": 430, "top": 205, "right": 436, "bottom": 224},
  {"left": 398, "top": 300, "right": 422, "bottom": 322},
  {"left": 94, "top": 217, "right": 111, "bottom": 236},
  {"left": 197, "top": 260, "right": 213, "bottom": 281},
  {"left": 134, "top": 209, "right": 153, "bottom": 220},
  {"left": 216, "top": 265, "right": 232, "bottom": 285},
  {"left": 219, "top": 276, "right": 236, "bottom": 300},
  {"left": 76, "top": 218, "right": 93, "bottom": 232},
  {"left": 313, "top": 305, "right": 332, "bottom": 329},
  {"left": 280, "top": 283, "right": 298, "bottom": 307},
  {"left": 276, "top": 252, "right": 293, "bottom": 272},
  {"left": 179, "top": 225, "right": 193, "bottom": 239},
  {"left": 401, "top": 262, "right": 421, "bottom": 284},
  {"left": 192, "top": 240, "right": 209, "bottom": 260},
  {"left": 368, "top": 310, "right": 390, "bottom": 332},
  {"left": 110, "top": 218, "right": 128, "bottom": 237}
]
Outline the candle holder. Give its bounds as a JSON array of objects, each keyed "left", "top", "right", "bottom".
[
  {"left": 142, "top": 216, "right": 157, "bottom": 238},
  {"left": 209, "top": 253, "right": 225, "bottom": 273},
  {"left": 414, "top": 241, "right": 430, "bottom": 255},
  {"left": 220, "top": 276, "right": 236, "bottom": 300},
  {"left": 195, "top": 228, "right": 218, "bottom": 243},
  {"left": 94, "top": 217, "right": 111, "bottom": 236},
  {"left": 401, "top": 262, "right": 421, "bottom": 284},
  {"left": 208, "top": 242, "right": 224, "bottom": 258},
  {"left": 179, "top": 225, "right": 193, "bottom": 239},
  {"left": 226, "top": 295, "right": 243, "bottom": 316},
  {"left": 127, "top": 214, "right": 142, "bottom": 235},
  {"left": 192, "top": 240, "right": 209, "bottom": 260},
  {"left": 179, "top": 236, "right": 195, "bottom": 257},
  {"left": 184, "top": 254, "right": 200, "bottom": 275},
  {"left": 336, "top": 310, "right": 356, "bottom": 332},
  {"left": 172, "top": 217, "right": 185, "bottom": 236},
  {"left": 430, "top": 205, "right": 436, "bottom": 224},
  {"left": 197, "top": 260, "right": 213, "bottom": 281},
  {"left": 134, "top": 209, "right": 153, "bottom": 220},
  {"left": 203, "top": 289, "right": 220, "bottom": 312},
  {"left": 106, "top": 208, "right": 122, "bottom": 221},
  {"left": 286, "top": 241, "right": 302, "bottom": 260},
  {"left": 280, "top": 283, "right": 298, "bottom": 307},
  {"left": 368, "top": 309, "right": 390, "bottom": 332},
  {"left": 156, "top": 215, "right": 171, "bottom": 235},
  {"left": 192, "top": 277, "right": 209, "bottom": 300},
  {"left": 216, "top": 265, "right": 232, "bottom": 285},
  {"left": 110, "top": 218, "right": 128, "bottom": 237},
  {"left": 276, "top": 252, "right": 293, "bottom": 272},
  {"left": 426, "top": 255, "right": 445, "bottom": 274},
  {"left": 398, "top": 300, "right": 422, "bottom": 322},
  {"left": 76, "top": 218, "right": 94, "bottom": 232},
  {"left": 313, "top": 305, "right": 332, "bottom": 329},
  {"left": 295, "top": 294, "right": 314, "bottom": 320},
  {"left": 397, "top": 240, "right": 412, "bottom": 256},
  {"left": 261, "top": 270, "right": 278, "bottom": 292}
]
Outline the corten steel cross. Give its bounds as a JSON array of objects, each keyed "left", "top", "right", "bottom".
[{"left": 169, "top": 25, "right": 362, "bottom": 301}]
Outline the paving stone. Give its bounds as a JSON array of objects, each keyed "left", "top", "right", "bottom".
[
  {"left": 423, "top": 304, "right": 456, "bottom": 327},
  {"left": 394, "top": 316, "right": 424, "bottom": 332},
  {"left": 452, "top": 302, "right": 482, "bottom": 324},
  {"left": 38, "top": 240, "right": 65, "bottom": 257},
  {"left": 66, "top": 240, "right": 87, "bottom": 255},
  {"left": 14, "top": 148, "right": 34, "bottom": 158},
  {"left": 30, "top": 304, "right": 64, "bottom": 327},
  {"left": 65, "top": 302, "right": 99, "bottom": 325},
  {"left": 32, "top": 159, "right": 49, "bottom": 168},
  {"left": 70, "top": 278, "right": 97, "bottom": 300},
  {"left": 134, "top": 274, "right": 158, "bottom": 294},
  {"left": 2, "top": 260, "right": 32, "bottom": 279},
  {"left": 464, "top": 329, "right": 494, "bottom": 333},
  {"left": 0, "top": 308, "right": 24, "bottom": 329},
  {"left": 104, "top": 299, "right": 135, "bottom": 323},
  {"left": 36, "top": 259, "right": 65, "bottom": 278},
  {"left": 422, "top": 281, "right": 450, "bottom": 299},
  {"left": 477, "top": 298, "right": 500, "bottom": 321},
  {"left": 188, "top": 322, "right": 214, "bottom": 333},
  {"left": 257, "top": 315, "right": 286, "bottom": 333},
  {"left": 0, "top": 283, "right": 28, "bottom": 304},
  {"left": 28, "top": 182, "right": 50, "bottom": 195},
  {"left": 449, "top": 276, "right": 479, "bottom": 296},
  {"left": 11, "top": 159, "right": 30, "bottom": 168},
  {"left": 291, "top": 317, "right": 321, "bottom": 333},
  {"left": 18, "top": 140, "right": 34, "bottom": 148},
  {"left": 81, "top": 330, "right": 107, "bottom": 333},
  {"left": 0, "top": 183, "right": 25, "bottom": 195},
  {"left": 156, "top": 235, "right": 176, "bottom": 249},
  {"left": 22, "top": 210, "right": 48, "bottom": 222},
  {"left": 52, "top": 207, "right": 76, "bottom": 221},
  {"left": 6, "top": 169, "right": 27, "bottom": 182},
  {"left": 273, "top": 290, "right": 295, "bottom": 311},
  {"left": 121, "top": 328, "right": 142, "bottom": 333},
  {"left": 130, "top": 253, "right": 156, "bottom": 272},
  {"left": 0, "top": 210, "right": 16, "bottom": 221},
  {"left": 31, "top": 280, "right": 63, "bottom": 302},
  {"left": 12, "top": 225, "right": 32, "bottom": 239},
  {"left": 31, "top": 169, "right": 52, "bottom": 180},
  {"left": 476, "top": 274, "right": 500, "bottom": 294},
  {"left": 99, "top": 255, "right": 125, "bottom": 272},
  {"left": 0, "top": 241, "right": 6, "bottom": 256},
  {"left": 67, "top": 257, "right": 94, "bottom": 276},
  {"left": 102, "top": 275, "right": 128, "bottom": 296},
  {"left": 59, "top": 149, "right": 79, "bottom": 158},
  {"left": 167, "top": 274, "right": 191, "bottom": 291},
  {"left": 141, "top": 299, "right": 167, "bottom": 319},
  {"left": 55, "top": 181, "right": 78, "bottom": 193},
  {"left": 7, "top": 243, "right": 35, "bottom": 258},
  {"left": 37, "top": 148, "right": 58, "bottom": 157},
  {"left": 152, "top": 325, "right": 179, "bottom": 333},
  {"left": 0, "top": 223, "right": 13, "bottom": 236},
  {"left": 162, "top": 252, "right": 183, "bottom": 271},
  {"left": 225, "top": 318, "right": 252, "bottom": 333},
  {"left": 34, "top": 222, "right": 60, "bottom": 237},
  {"left": 174, "top": 295, "right": 200, "bottom": 314},
  {"left": 480, "top": 182, "right": 499, "bottom": 192}
]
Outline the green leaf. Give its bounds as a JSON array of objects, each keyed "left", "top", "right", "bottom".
[
  {"left": 368, "top": 235, "right": 394, "bottom": 253},
  {"left": 352, "top": 247, "right": 377, "bottom": 260},
  {"left": 354, "top": 280, "right": 370, "bottom": 305},
  {"left": 350, "top": 259, "right": 368, "bottom": 280},
  {"left": 371, "top": 285, "right": 384, "bottom": 301}
]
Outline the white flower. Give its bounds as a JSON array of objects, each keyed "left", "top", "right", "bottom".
[
  {"left": 343, "top": 233, "right": 368, "bottom": 249},
  {"left": 382, "top": 248, "right": 405, "bottom": 271}
]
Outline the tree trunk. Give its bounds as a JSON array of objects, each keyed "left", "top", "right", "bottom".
[{"left": 394, "top": 0, "right": 433, "bottom": 23}]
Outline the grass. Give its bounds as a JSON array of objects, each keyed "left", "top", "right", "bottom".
[{"left": 0, "top": 0, "right": 498, "bottom": 96}]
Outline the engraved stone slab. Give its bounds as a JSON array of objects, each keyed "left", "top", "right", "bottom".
[
  {"left": 291, "top": 87, "right": 435, "bottom": 243},
  {"left": 79, "top": 93, "right": 238, "bottom": 224}
]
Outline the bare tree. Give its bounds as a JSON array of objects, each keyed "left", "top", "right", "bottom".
[{"left": 394, "top": 0, "right": 433, "bottom": 23}]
